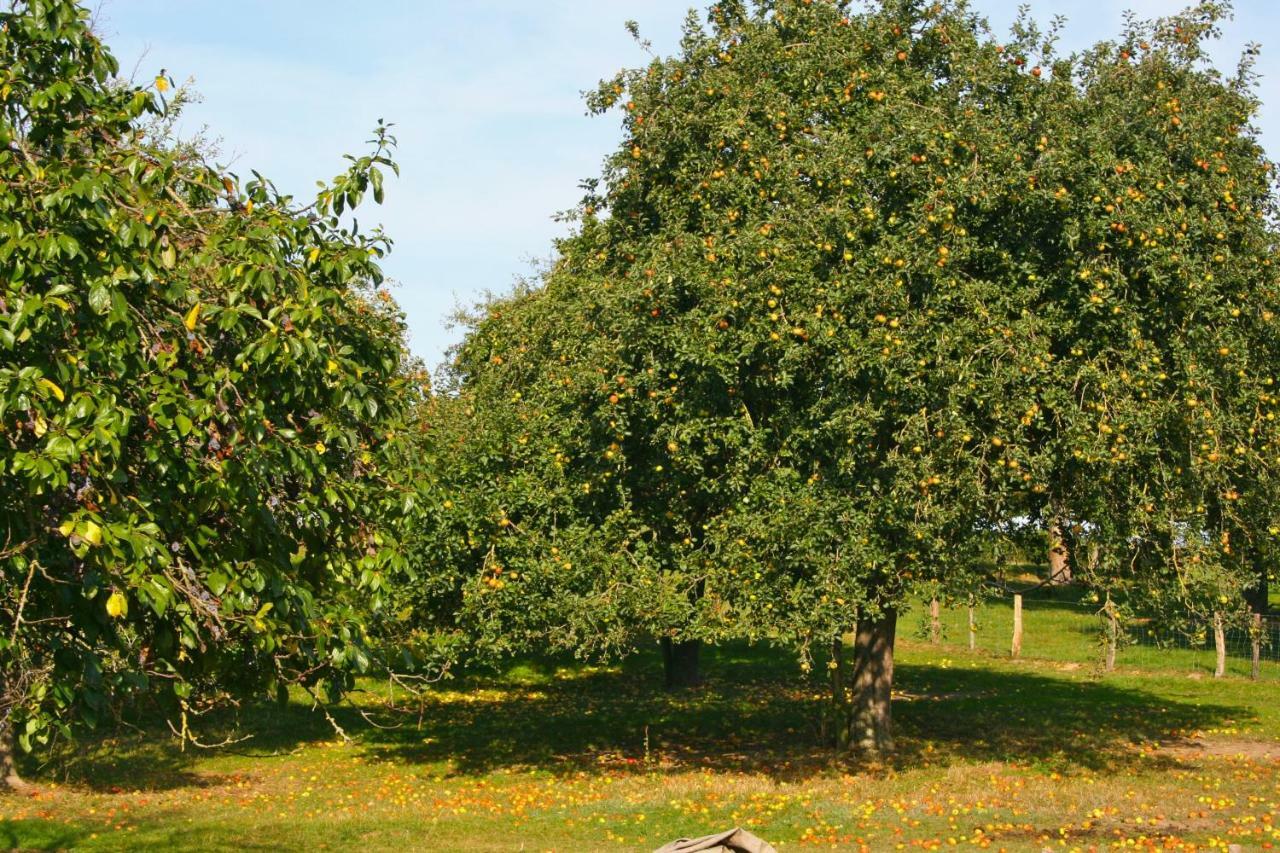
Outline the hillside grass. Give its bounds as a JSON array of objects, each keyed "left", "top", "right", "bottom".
[{"left": 1, "top": 627, "right": 1277, "bottom": 851}]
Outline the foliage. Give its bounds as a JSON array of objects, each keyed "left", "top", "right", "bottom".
[
  {"left": 423, "top": 0, "right": 1280, "bottom": 749},
  {"left": 1029, "top": 4, "right": 1280, "bottom": 630},
  {"left": 0, "top": 0, "right": 413, "bottom": 754},
  {"left": 394, "top": 357, "right": 666, "bottom": 664}
]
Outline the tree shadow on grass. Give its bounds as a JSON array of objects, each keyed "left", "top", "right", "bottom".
[
  {"left": 0, "top": 820, "right": 91, "bottom": 852},
  {"left": 351, "top": 650, "right": 1246, "bottom": 781},
  {"left": 49, "top": 641, "right": 1254, "bottom": 790},
  {"left": 45, "top": 733, "right": 249, "bottom": 793}
]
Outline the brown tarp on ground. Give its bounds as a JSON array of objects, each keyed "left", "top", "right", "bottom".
[{"left": 653, "top": 827, "right": 777, "bottom": 853}]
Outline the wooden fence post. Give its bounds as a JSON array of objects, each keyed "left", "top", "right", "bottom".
[
  {"left": 967, "top": 596, "right": 976, "bottom": 653},
  {"left": 1251, "top": 612, "right": 1263, "bottom": 681},
  {"left": 1104, "top": 592, "right": 1117, "bottom": 673},
  {"left": 1011, "top": 594, "right": 1023, "bottom": 659},
  {"left": 1213, "top": 611, "right": 1226, "bottom": 678}
]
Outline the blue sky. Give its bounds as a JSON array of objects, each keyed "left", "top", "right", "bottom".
[{"left": 97, "top": 1, "right": 1280, "bottom": 368}]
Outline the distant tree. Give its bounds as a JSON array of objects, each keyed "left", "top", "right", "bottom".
[
  {"left": 1024, "top": 2, "right": 1280, "bottom": 660},
  {"left": 0, "top": 0, "right": 413, "bottom": 786},
  {"left": 398, "top": 287, "right": 684, "bottom": 676}
]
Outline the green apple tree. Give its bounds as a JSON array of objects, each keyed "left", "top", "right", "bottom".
[{"left": 399, "top": 0, "right": 1278, "bottom": 754}]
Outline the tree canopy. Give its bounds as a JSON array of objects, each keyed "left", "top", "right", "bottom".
[
  {"left": 426, "top": 0, "right": 1279, "bottom": 752},
  {"left": 1, "top": 0, "right": 414, "bottom": 770}
]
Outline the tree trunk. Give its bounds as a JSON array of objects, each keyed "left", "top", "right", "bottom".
[
  {"left": 661, "top": 638, "right": 702, "bottom": 689},
  {"left": 0, "top": 726, "right": 28, "bottom": 794},
  {"left": 1246, "top": 566, "right": 1268, "bottom": 681},
  {"left": 848, "top": 608, "right": 896, "bottom": 755},
  {"left": 1047, "top": 516, "right": 1073, "bottom": 585},
  {"left": 1212, "top": 611, "right": 1226, "bottom": 678},
  {"left": 929, "top": 598, "right": 941, "bottom": 645},
  {"left": 829, "top": 636, "right": 851, "bottom": 751}
]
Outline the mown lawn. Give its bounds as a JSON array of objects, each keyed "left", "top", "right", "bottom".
[
  {"left": 917, "top": 584, "right": 1280, "bottom": 681},
  {"left": 1, "top": 630, "right": 1277, "bottom": 852}
]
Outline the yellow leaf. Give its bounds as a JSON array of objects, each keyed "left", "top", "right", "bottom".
[
  {"left": 314, "top": 442, "right": 327, "bottom": 454},
  {"left": 326, "top": 360, "right": 338, "bottom": 373},
  {"left": 38, "top": 378, "right": 64, "bottom": 402},
  {"left": 81, "top": 520, "right": 103, "bottom": 546},
  {"left": 308, "top": 247, "right": 320, "bottom": 265},
  {"left": 106, "top": 591, "right": 128, "bottom": 618},
  {"left": 32, "top": 416, "right": 47, "bottom": 438},
  {"left": 155, "top": 75, "right": 169, "bottom": 93},
  {"left": 184, "top": 303, "right": 201, "bottom": 331},
  {"left": 58, "top": 520, "right": 75, "bottom": 537}
]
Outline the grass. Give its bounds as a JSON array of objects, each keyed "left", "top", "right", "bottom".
[
  {"left": 917, "top": 584, "right": 1280, "bottom": 681},
  {"left": 1, "top": 628, "right": 1278, "bottom": 851}
]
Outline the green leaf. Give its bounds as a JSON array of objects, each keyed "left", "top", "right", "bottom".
[{"left": 88, "top": 284, "right": 110, "bottom": 314}]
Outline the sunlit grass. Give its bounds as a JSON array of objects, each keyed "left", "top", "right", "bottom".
[
  {"left": 912, "top": 582, "right": 1280, "bottom": 681},
  {"left": 1, "top": 635, "right": 1277, "bottom": 851}
]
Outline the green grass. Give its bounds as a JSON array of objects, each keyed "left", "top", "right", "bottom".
[
  {"left": 915, "top": 583, "right": 1280, "bottom": 681},
  {"left": 1, "top": 632, "right": 1278, "bottom": 851}
]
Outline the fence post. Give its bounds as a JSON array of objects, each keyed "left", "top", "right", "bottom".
[
  {"left": 1011, "top": 594, "right": 1023, "bottom": 659},
  {"left": 1104, "top": 592, "right": 1117, "bottom": 673},
  {"left": 1251, "top": 612, "right": 1263, "bottom": 681},
  {"left": 929, "top": 598, "right": 941, "bottom": 645},
  {"left": 1212, "top": 611, "right": 1226, "bottom": 678},
  {"left": 967, "top": 596, "right": 976, "bottom": 653}
]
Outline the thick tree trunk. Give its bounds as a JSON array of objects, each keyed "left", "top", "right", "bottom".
[
  {"left": 1212, "top": 611, "right": 1226, "bottom": 679},
  {"left": 848, "top": 608, "right": 896, "bottom": 755},
  {"left": 1047, "top": 516, "right": 1073, "bottom": 585},
  {"left": 0, "top": 726, "right": 28, "bottom": 793},
  {"left": 660, "top": 638, "right": 702, "bottom": 689}
]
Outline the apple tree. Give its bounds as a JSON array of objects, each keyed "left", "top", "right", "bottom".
[{"left": 433, "top": 0, "right": 1279, "bottom": 753}]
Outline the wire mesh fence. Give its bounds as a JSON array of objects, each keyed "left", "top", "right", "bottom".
[{"left": 916, "top": 593, "right": 1280, "bottom": 681}]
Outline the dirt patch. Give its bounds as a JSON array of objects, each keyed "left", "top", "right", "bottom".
[{"left": 1159, "top": 736, "right": 1280, "bottom": 761}]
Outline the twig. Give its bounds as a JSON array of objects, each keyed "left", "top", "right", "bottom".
[
  {"left": 164, "top": 718, "right": 254, "bottom": 749},
  {"left": 302, "top": 685, "right": 350, "bottom": 743}
]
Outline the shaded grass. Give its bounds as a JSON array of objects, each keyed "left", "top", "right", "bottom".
[{"left": 1, "top": 637, "right": 1278, "bottom": 851}]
